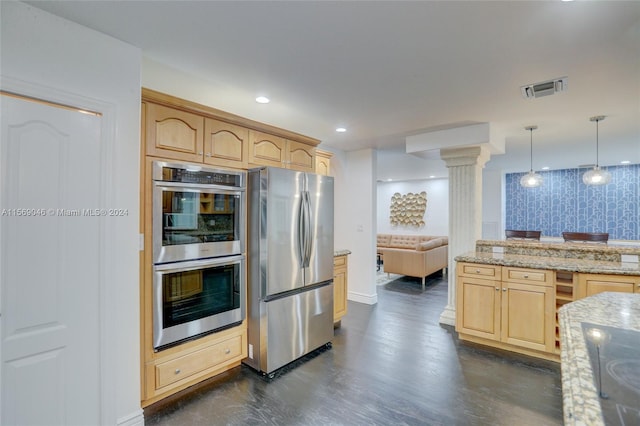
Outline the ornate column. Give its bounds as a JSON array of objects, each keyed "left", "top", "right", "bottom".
[{"left": 439, "top": 146, "right": 490, "bottom": 326}]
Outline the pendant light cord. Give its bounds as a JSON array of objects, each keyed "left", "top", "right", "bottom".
[
  {"left": 529, "top": 128, "right": 533, "bottom": 171},
  {"left": 595, "top": 118, "right": 600, "bottom": 167}
]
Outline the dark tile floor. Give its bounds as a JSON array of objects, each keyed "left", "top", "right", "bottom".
[{"left": 144, "top": 273, "right": 563, "bottom": 426}]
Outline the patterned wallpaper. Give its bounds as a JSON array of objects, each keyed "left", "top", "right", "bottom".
[{"left": 505, "top": 164, "right": 639, "bottom": 240}]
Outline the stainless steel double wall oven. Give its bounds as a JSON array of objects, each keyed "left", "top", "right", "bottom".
[{"left": 152, "top": 161, "right": 246, "bottom": 350}]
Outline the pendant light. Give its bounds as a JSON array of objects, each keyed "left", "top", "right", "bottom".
[
  {"left": 520, "top": 125, "right": 543, "bottom": 188},
  {"left": 583, "top": 116, "right": 612, "bottom": 185}
]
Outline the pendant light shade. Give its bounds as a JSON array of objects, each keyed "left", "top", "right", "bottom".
[
  {"left": 583, "top": 116, "right": 611, "bottom": 186},
  {"left": 520, "top": 125, "right": 543, "bottom": 188}
]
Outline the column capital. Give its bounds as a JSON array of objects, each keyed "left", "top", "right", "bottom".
[{"left": 440, "top": 145, "right": 491, "bottom": 168}]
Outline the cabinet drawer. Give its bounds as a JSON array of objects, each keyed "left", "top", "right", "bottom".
[
  {"left": 459, "top": 263, "right": 500, "bottom": 279},
  {"left": 334, "top": 255, "right": 347, "bottom": 267},
  {"left": 502, "top": 267, "right": 552, "bottom": 286},
  {"left": 155, "top": 335, "right": 242, "bottom": 389}
]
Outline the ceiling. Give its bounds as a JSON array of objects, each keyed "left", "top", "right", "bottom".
[{"left": 24, "top": 1, "right": 640, "bottom": 177}]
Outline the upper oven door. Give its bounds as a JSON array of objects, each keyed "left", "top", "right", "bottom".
[{"left": 153, "top": 181, "right": 245, "bottom": 264}]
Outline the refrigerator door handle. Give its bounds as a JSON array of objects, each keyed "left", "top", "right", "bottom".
[
  {"left": 302, "top": 191, "right": 312, "bottom": 267},
  {"left": 297, "top": 193, "right": 306, "bottom": 268}
]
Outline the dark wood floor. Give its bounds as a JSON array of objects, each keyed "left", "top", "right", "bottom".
[{"left": 144, "top": 273, "right": 563, "bottom": 425}]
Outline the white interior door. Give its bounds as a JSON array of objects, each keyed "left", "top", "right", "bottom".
[{"left": 1, "top": 93, "right": 103, "bottom": 425}]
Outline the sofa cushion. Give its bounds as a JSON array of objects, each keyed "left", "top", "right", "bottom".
[
  {"left": 417, "top": 238, "right": 443, "bottom": 251},
  {"left": 377, "top": 234, "right": 392, "bottom": 248},
  {"left": 388, "top": 234, "right": 424, "bottom": 249}
]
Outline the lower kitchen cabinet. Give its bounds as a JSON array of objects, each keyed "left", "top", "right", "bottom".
[
  {"left": 456, "top": 263, "right": 556, "bottom": 359},
  {"left": 333, "top": 254, "right": 348, "bottom": 324},
  {"left": 578, "top": 273, "right": 640, "bottom": 298},
  {"left": 142, "top": 325, "right": 247, "bottom": 407}
]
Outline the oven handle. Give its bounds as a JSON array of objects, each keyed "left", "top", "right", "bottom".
[
  {"left": 154, "top": 255, "right": 245, "bottom": 273},
  {"left": 154, "top": 180, "right": 245, "bottom": 193}
]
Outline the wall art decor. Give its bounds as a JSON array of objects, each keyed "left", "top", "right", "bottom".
[{"left": 390, "top": 191, "right": 427, "bottom": 227}]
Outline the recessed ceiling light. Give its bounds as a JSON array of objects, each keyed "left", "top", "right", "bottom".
[
  {"left": 336, "top": 127, "right": 346, "bottom": 133},
  {"left": 542, "top": 166, "right": 550, "bottom": 170},
  {"left": 429, "top": 175, "right": 435, "bottom": 178},
  {"left": 255, "top": 96, "right": 270, "bottom": 104},
  {"left": 387, "top": 179, "right": 393, "bottom": 182},
  {"left": 620, "top": 160, "right": 631, "bottom": 164}
]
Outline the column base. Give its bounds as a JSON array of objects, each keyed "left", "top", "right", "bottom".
[{"left": 439, "top": 304, "right": 456, "bottom": 326}]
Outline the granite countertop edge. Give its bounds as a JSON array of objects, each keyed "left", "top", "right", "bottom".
[
  {"left": 558, "top": 293, "right": 640, "bottom": 426},
  {"left": 455, "top": 252, "right": 640, "bottom": 275},
  {"left": 334, "top": 249, "right": 352, "bottom": 256}
]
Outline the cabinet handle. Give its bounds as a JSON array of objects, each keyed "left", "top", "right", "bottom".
[
  {"left": 206, "top": 152, "right": 211, "bottom": 157},
  {"left": 198, "top": 151, "right": 203, "bottom": 155},
  {"left": 495, "top": 287, "right": 499, "bottom": 291},
  {"left": 175, "top": 369, "right": 181, "bottom": 375},
  {"left": 225, "top": 348, "right": 231, "bottom": 354},
  {"left": 502, "top": 288, "right": 507, "bottom": 292},
  {"left": 475, "top": 269, "right": 480, "bottom": 273},
  {"left": 523, "top": 274, "right": 529, "bottom": 278}
]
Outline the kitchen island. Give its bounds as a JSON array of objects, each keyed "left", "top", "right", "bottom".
[
  {"left": 558, "top": 292, "right": 640, "bottom": 426},
  {"left": 454, "top": 240, "right": 640, "bottom": 361}
]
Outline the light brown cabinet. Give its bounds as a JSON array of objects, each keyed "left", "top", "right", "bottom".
[
  {"left": 456, "top": 264, "right": 555, "bottom": 358},
  {"left": 142, "top": 88, "right": 320, "bottom": 172},
  {"left": 203, "top": 118, "right": 249, "bottom": 169},
  {"left": 249, "top": 130, "right": 315, "bottom": 171},
  {"left": 145, "top": 102, "right": 204, "bottom": 162},
  {"left": 457, "top": 260, "right": 640, "bottom": 361},
  {"left": 143, "top": 326, "right": 246, "bottom": 405},
  {"left": 315, "top": 149, "right": 332, "bottom": 176},
  {"left": 333, "top": 255, "right": 348, "bottom": 324},
  {"left": 578, "top": 273, "right": 640, "bottom": 298}
]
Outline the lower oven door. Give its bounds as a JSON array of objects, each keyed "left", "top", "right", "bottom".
[{"left": 153, "top": 255, "right": 245, "bottom": 351}]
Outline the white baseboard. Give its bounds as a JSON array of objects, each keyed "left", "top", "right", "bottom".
[
  {"left": 347, "top": 291, "right": 378, "bottom": 305},
  {"left": 118, "top": 409, "right": 144, "bottom": 426}
]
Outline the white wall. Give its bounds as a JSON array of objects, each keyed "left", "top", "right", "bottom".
[
  {"left": 481, "top": 169, "right": 503, "bottom": 239},
  {"left": 1, "top": 2, "right": 142, "bottom": 425},
  {"left": 377, "top": 179, "right": 448, "bottom": 236},
  {"left": 341, "top": 149, "right": 378, "bottom": 305}
]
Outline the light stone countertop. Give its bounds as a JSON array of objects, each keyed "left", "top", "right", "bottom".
[
  {"left": 558, "top": 293, "right": 640, "bottom": 425},
  {"left": 334, "top": 249, "right": 351, "bottom": 257},
  {"left": 455, "top": 251, "right": 640, "bottom": 276}
]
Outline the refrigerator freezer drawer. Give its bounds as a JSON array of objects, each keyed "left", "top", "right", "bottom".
[{"left": 246, "top": 282, "right": 333, "bottom": 375}]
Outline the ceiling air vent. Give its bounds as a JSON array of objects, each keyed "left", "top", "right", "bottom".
[{"left": 521, "top": 76, "right": 568, "bottom": 99}]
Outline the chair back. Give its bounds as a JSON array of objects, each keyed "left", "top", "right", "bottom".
[
  {"left": 562, "top": 232, "right": 609, "bottom": 243},
  {"left": 505, "top": 230, "right": 541, "bottom": 240}
]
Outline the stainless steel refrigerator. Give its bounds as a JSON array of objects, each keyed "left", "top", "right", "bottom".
[{"left": 244, "top": 167, "right": 334, "bottom": 377}]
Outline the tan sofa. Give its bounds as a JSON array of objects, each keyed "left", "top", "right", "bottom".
[{"left": 377, "top": 234, "right": 448, "bottom": 290}]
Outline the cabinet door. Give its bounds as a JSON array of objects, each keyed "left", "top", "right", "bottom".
[
  {"left": 315, "top": 152, "right": 331, "bottom": 176},
  {"left": 579, "top": 273, "right": 639, "bottom": 298},
  {"left": 204, "top": 118, "right": 248, "bottom": 169},
  {"left": 145, "top": 103, "right": 204, "bottom": 162},
  {"left": 501, "top": 282, "right": 554, "bottom": 353},
  {"left": 249, "top": 130, "right": 287, "bottom": 167},
  {"left": 287, "top": 140, "right": 315, "bottom": 172},
  {"left": 456, "top": 276, "right": 501, "bottom": 341},
  {"left": 333, "top": 256, "right": 348, "bottom": 322}
]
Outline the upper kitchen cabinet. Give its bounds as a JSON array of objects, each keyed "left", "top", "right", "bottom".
[
  {"left": 145, "top": 102, "right": 204, "bottom": 163},
  {"left": 287, "top": 140, "right": 315, "bottom": 172},
  {"left": 142, "top": 88, "right": 320, "bottom": 171},
  {"left": 315, "top": 149, "right": 332, "bottom": 176},
  {"left": 204, "top": 118, "right": 249, "bottom": 169},
  {"left": 249, "top": 131, "right": 315, "bottom": 172},
  {"left": 248, "top": 130, "right": 287, "bottom": 167}
]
